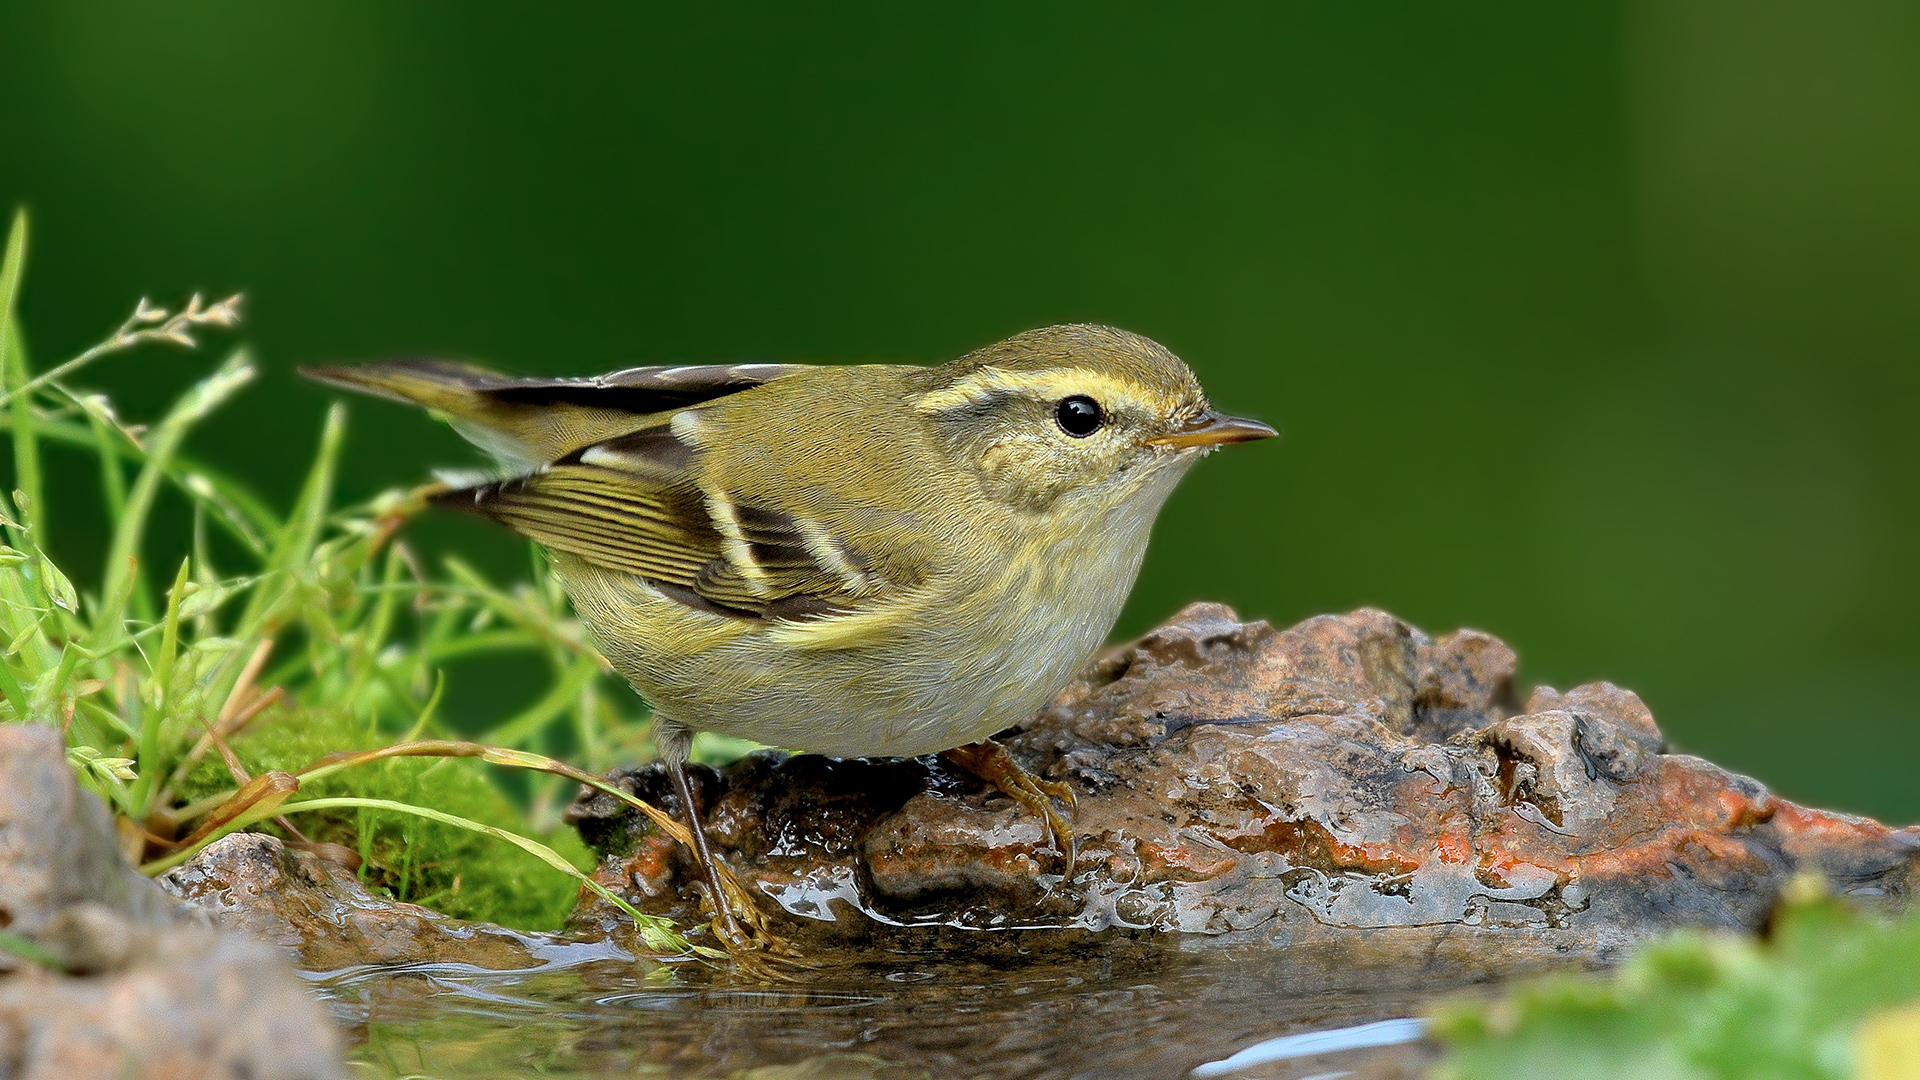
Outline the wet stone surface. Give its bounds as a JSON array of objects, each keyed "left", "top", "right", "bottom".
[
  {"left": 160, "top": 832, "right": 634, "bottom": 974},
  {"left": 568, "top": 605, "right": 1920, "bottom": 962}
]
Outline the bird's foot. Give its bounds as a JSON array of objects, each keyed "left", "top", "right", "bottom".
[
  {"left": 694, "top": 887, "right": 810, "bottom": 982},
  {"left": 693, "top": 856, "right": 808, "bottom": 970},
  {"left": 941, "top": 739, "right": 1079, "bottom": 878}
]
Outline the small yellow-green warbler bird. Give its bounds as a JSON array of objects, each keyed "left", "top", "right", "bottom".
[{"left": 304, "top": 324, "right": 1273, "bottom": 953}]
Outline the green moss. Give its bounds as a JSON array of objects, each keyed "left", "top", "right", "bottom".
[
  {"left": 180, "top": 707, "right": 592, "bottom": 930},
  {"left": 1433, "top": 890, "right": 1920, "bottom": 1080}
]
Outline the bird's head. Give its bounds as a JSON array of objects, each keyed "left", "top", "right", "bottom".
[{"left": 911, "top": 325, "right": 1275, "bottom": 514}]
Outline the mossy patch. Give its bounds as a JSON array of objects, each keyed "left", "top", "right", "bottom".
[{"left": 179, "top": 705, "right": 592, "bottom": 929}]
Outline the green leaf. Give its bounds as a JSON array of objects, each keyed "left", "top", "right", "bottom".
[
  {"left": 1432, "top": 893, "right": 1920, "bottom": 1080},
  {"left": 177, "top": 575, "right": 251, "bottom": 621},
  {"left": 36, "top": 551, "right": 77, "bottom": 615}
]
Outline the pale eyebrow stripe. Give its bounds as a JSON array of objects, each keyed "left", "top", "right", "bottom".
[{"left": 911, "top": 366, "right": 1159, "bottom": 416}]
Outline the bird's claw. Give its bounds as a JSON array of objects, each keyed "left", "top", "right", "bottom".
[
  {"left": 942, "top": 740, "right": 1080, "bottom": 878},
  {"left": 688, "top": 852, "right": 812, "bottom": 980}
]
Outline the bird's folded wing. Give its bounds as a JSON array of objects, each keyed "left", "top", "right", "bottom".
[{"left": 436, "top": 424, "right": 879, "bottom": 620}]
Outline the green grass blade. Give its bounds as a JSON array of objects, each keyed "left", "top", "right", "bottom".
[
  {"left": 0, "top": 412, "right": 276, "bottom": 558},
  {"left": 0, "top": 211, "right": 40, "bottom": 541},
  {"left": 401, "top": 669, "right": 448, "bottom": 743},
  {"left": 339, "top": 541, "right": 406, "bottom": 722},
  {"left": 442, "top": 557, "right": 606, "bottom": 666},
  {"left": 278, "top": 402, "right": 345, "bottom": 570},
  {"left": 84, "top": 402, "right": 129, "bottom": 523},
  {"left": 234, "top": 402, "right": 343, "bottom": 637},
  {"left": 0, "top": 651, "right": 28, "bottom": 720},
  {"left": 101, "top": 351, "right": 256, "bottom": 625},
  {"left": 422, "top": 628, "right": 541, "bottom": 664},
  {"left": 0, "top": 930, "right": 60, "bottom": 968},
  {"left": 82, "top": 552, "right": 142, "bottom": 659},
  {"left": 151, "top": 558, "right": 191, "bottom": 698},
  {"left": 128, "top": 557, "right": 193, "bottom": 816}
]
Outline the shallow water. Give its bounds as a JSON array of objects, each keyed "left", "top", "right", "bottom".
[{"left": 322, "top": 941, "right": 1474, "bottom": 1080}]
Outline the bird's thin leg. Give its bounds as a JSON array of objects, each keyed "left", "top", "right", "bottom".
[
  {"left": 941, "top": 739, "right": 1079, "bottom": 878},
  {"left": 652, "top": 719, "right": 797, "bottom": 963}
]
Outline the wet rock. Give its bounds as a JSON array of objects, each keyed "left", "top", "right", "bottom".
[
  {"left": 0, "top": 724, "right": 174, "bottom": 941},
  {"left": 0, "top": 723, "right": 346, "bottom": 1079},
  {"left": 568, "top": 605, "right": 1920, "bottom": 963},
  {"left": 0, "top": 924, "right": 346, "bottom": 1080},
  {"left": 160, "top": 832, "right": 626, "bottom": 972},
  {"left": 1412, "top": 630, "right": 1519, "bottom": 742}
]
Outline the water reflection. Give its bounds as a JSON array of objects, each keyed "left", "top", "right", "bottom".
[{"left": 327, "top": 942, "right": 1469, "bottom": 1079}]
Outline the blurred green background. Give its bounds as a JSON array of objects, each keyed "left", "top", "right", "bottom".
[{"left": 2, "top": 3, "right": 1914, "bottom": 822}]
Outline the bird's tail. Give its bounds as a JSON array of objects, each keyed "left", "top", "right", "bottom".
[
  {"left": 303, "top": 356, "right": 802, "bottom": 466},
  {"left": 300, "top": 358, "right": 507, "bottom": 414},
  {"left": 301, "top": 358, "right": 635, "bottom": 468}
]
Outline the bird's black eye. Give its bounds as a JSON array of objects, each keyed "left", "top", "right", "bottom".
[{"left": 1055, "top": 395, "right": 1103, "bottom": 438}]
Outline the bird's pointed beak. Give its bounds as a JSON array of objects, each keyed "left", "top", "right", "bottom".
[{"left": 1147, "top": 410, "right": 1279, "bottom": 449}]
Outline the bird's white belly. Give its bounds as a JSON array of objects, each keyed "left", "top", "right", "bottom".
[{"left": 661, "top": 550, "right": 1134, "bottom": 757}]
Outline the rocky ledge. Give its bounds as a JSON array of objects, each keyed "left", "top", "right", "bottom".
[{"left": 567, "top": 604, "right": 1918, "bottom": 964}]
